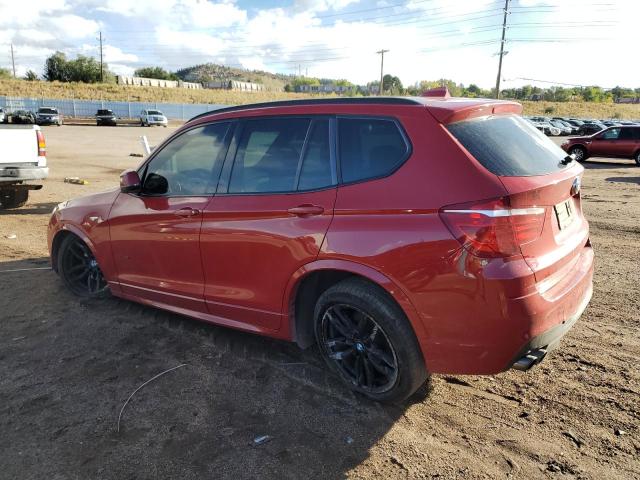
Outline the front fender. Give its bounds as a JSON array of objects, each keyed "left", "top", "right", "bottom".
[{"left": 282, "top": 259, "right": 428, "bottom": 358}]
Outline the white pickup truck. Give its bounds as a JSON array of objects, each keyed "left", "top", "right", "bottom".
[{"left": 0, "top": 124, "right": 49, "bottom": 209}]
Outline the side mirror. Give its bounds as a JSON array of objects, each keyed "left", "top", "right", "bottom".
[{"left": 120, "top": 169, "right": 141, "bottom": 193}]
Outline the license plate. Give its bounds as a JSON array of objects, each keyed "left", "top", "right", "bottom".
[{"left": 554, "top": 200, "right": 574, "bottom": 230}]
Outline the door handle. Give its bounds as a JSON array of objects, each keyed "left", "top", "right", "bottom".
[
  {"left": 287, "top": 204, "right": 324, "bottom": 217},
  {"left": 174, "top": 207, "right": 200, "bottom": 217}
]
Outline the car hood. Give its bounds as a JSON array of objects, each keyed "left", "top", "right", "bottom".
[{"left": 63, "top": 187, "right": 119, "bottom": 209}]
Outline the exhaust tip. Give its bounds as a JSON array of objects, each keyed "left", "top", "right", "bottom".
[{"left": 512, "top": 348, "right": 547, "bottom": 371}]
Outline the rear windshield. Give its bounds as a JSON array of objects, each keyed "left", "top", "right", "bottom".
[
  {"left": 39, "top": 108, "right": 57, "bottom": 114},
  {"left": 447, "top": 115, "right": 569, "bottom": 176}
]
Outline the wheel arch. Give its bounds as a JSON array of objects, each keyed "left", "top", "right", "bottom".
[
  {"left": 283, "top": 259, "right": 427, "bottom": 353},
  {"left": 51, "top": 224, "right": 98, "bottom": 272}
]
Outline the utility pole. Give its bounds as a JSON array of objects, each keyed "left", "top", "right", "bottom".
[
  {"left": 494, "top": 0, "right": 510, "bottom": 98},
  {"left": 10, "top": 44, "right": 16, "bottom": 78},
  {"left": 376, "top": 49, "right": 389, "bottom": 95},
  {"left": 99, "top": 31, "right": 104, "bottom": 83}
]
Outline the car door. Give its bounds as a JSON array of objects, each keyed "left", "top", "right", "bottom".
[
  {"left": 109, "top": 122, "right": 232, "bottom": 312},
  {"left": 615, "top": 127, "right": 640, "bottom": 157},
  {"left": 589, "top": 127, "right": 620, "bottom": 157},
  {"left": 200, "top": 116, "right": 337, "bottom": 331}
]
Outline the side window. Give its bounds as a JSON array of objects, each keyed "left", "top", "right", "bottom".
[
  {"left": 298, "top": 119, "right": 333, "bottom": 191},
  {"left": 142, "top": 123, "right": 229, "bottom": 196},
  {"left": 601, "top": 128, "right": 620, "bottom": 140},
  {"left": 229, "top": 118, "right": 310, "bottom": 193},
  {"left": 338, "top": 118, "right": 408, "bottom": 183},
  {"left": 619, "top": 128, "right": 638, "bottom": 140}
]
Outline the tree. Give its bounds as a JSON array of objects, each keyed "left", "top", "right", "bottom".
[
  {"left": 44, "top": 51, "right": 68, "bottom": 81},
  {"left": 134, "top": 66, "right": 179, "bottom": 81},
  {"left": 0, "top": 67, "right": 11, "bottom": 79},
  {"left": 382, "top": 74, "right": 403, "bottom": 94},
  {"left": 24, "top": 70, "right": 39, "bottom": 81}
]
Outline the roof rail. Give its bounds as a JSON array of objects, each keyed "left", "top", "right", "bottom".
[{"left": 186, "top": 97, "right": 424, "bottom": 123}]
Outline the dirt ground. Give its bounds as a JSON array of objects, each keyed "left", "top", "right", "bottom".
[{"left": 0, "top": 125, "right": 638, "bottom": 480}]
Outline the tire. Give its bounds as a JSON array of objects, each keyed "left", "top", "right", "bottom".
[
  {"left": 569, "top": 146, "right": 587, "bottom": 162},
  {"left": 314, "top": 277, "right": 428, "bottom": 404},
  {"left": 56, "top": 234, "right": 109, "bottom": 298},
  {"left": 635, "top": 151, "right": 640, "bottom": 167},
  {"left": 0, "top": 189, "right": 28, "bottom": 209}
]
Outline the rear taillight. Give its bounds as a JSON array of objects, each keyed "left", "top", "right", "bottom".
[
  {"left": 439, "top": 197, "right": 545, "bottom": 258},
  {"left": 36, "top": 130, "right": 46, "bottom": 156}
]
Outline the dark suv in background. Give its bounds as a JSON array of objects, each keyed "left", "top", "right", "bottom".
[{"left": 96, "top": 109, "right": 118, "bottom": 126}]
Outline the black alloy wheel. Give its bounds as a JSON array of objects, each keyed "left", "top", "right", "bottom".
[
  {"left": 58, "top": 235, "right": 108, "bottom": 297},
  {"left": 320, "top": 303, "right": 399, "bottom": 394}
]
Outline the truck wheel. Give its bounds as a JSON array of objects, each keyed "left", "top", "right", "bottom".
[
  {"left": 314, "top": 277, "right": 428, "bottom": 404},
  {"left": 0, "top": 189, "right": 28, "bottom": 209},
  {"left": 57, "top": 234, "right": 109, "bottom": 298}
]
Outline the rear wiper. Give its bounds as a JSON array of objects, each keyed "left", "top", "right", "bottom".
[{"left": 560, "top": 155, "right": 574, "bottom": 165}]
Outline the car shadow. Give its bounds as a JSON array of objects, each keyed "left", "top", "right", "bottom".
[
  {"left": 0, "top": 201, "right": 59, "bottom": 215},
  {"left": 581, "top": 160, "right": 636, "bottom": 169},
  {"left": 0, "top": 202, "right": 59, "bottom": 215},
  {"left": 0, "top": 257, "right": 426, "bottom": 479},
  {"left": 606, "top": 176, "right": 640, "bottom": 185}
]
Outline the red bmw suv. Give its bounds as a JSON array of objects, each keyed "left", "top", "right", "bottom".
[{"left": 48, "top": 96, "right": 594, "bottom": 403}]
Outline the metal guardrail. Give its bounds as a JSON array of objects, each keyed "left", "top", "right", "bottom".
[{"left": 0, "top": 96, "right": 226, "bottom": 121}]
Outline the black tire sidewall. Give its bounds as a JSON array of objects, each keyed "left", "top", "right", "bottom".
[
  {"left": 0, "top": 189, "right": 28, "bottom": 209},
  {"left": 314, "top": 278, "right": 427, "bottom": 404}
]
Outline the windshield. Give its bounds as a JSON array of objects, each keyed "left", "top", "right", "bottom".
[
  {"left": 39, "top": 108, "right": 57, "bottom": 114},
  {"left": 147, "top": 110, "right": 162, "bottom": 115},
  {"left": 447, "top": 115, "right": 570, "bottom": 176},
  {"left": 98, "top": 110, "right": 113, "bottom": 115}
]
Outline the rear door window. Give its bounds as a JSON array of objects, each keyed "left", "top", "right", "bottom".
[
  {"left": 297, "top": 119, "right": 333, "bottom": 191},
  {"left": 618, "top": 128, "right": 639, "bottom": 140},
  {"left": 447, "top": 115, "right": 571, "bottom": 176},
  {"left": 229, "top": 118, "right": 310, "bottom": 193},
  {"left": 338, "top": 118, "right": 409, "bottom": 183}
]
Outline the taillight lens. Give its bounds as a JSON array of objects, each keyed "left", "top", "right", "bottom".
[
  {"left": 36, "top": 130, "right": 46, "bottom": 156},
  {"left": 439, "top": 197, "right": 545, "bottom": 258}
]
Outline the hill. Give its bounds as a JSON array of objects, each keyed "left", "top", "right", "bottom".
[{"left": 175, "top": 64, "right": 291, "bottom": 91}]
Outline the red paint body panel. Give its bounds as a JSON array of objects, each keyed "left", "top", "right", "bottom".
[
  {"left": 48, "top": 97, "right": 594, "bottom": 377},
  {"left": 200, "top": 188, "right": 337, "bottom": 330}
]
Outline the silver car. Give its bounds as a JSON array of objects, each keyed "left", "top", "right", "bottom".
[{"left": 140, "top": 109, "right": 168, "bottom": 127}]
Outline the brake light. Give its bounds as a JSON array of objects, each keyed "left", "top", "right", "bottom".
[
  {"left": 439, "top": 197, "right": 545, "bottom": 258},
  {"left": 36, "top": 130, "right": 46, "bottom": 156}
]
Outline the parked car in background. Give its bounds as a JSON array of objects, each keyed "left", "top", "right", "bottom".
[
  {"left": 566, "top": 119, "right": 585, "bottom": 128},
  {"left": 49, "top": 96, "right": 594, "bottom": 403},
  {"left": 601, "top": 120, "right": 622, "bottom": 127},
  {"left": 10, "top": 110, "right": 36, "bottom": 124},
  {"left": 578, "top": 122, "right": 606, "bottom": 136},
  {"left": 0, "top": 124, "right": 48, "bottom": 208},
  {"left": 140, "top": 109, "right": 168, "bottom": 127},
  {"left": 96, "top": 109, "right": 118, "bottom": 126},
  {"left": 550, "top": 120, "right": 572, "bottom": 135},
  {"left": 531, "top": 119, "right": 562, "bottom": 136},
  {"left": 0, "top": 108, "right": 5, "bottom": 123},
  {"left": 36, "top": 107, "right": 63, "bottom": 126},
  {"left": 562, "top": 125, "right": 640, "bottom": 165}
]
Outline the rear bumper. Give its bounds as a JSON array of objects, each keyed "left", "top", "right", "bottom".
[
  {"left": 510, "top": 282, "right": 592, "bottom": 370},
  {"left": 0, "top": 166, "right": 49, "bottom": 182},
  {"left": 418, "top": 245, "right": 594, "bottom": 375}
]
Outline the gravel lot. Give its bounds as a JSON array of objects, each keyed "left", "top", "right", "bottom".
[{"left": 1, "top": 125, "right": 638, "bottom": 479}]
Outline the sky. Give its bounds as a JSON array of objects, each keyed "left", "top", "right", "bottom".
[{"left": 0, "top": 0, "right": 638, "bottom": 89}]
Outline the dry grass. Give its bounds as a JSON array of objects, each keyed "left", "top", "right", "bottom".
[
  {"left": 521, "top": 100, "right": 640, "bottom": 120},
  {"left": 0, "top": 79, "right": 310, "bottom": 105},
  {"left": 2, "top": 79, "right": 639, "bottom": 119}
]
